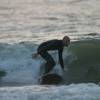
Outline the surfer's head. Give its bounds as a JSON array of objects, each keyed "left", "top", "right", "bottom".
[{"left": 62, "top": 36, "right": 70, "bottom": 46}]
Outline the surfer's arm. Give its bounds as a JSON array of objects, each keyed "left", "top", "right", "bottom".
[{"left": 58, "top": 48, "right": 64, "bottom": 70}]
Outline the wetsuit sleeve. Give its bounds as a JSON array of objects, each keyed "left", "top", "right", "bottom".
[{"left": 58, "top": 48, "right": 64, "bottom": 69}]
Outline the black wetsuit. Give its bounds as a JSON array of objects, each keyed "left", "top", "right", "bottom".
[{"left": 37, "top": 39, "right": 64, "bottom": 74}]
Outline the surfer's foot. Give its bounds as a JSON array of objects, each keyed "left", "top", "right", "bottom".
[{"left": 40, "top": 74, "right": 63, "bottom": 85}]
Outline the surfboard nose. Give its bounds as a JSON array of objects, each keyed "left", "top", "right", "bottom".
[{"left": 40, "top": 74, "right": 63, "bottom": 85}]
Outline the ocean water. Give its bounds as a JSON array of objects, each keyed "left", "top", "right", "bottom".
[{"left": 0, "top": 0, "right": 100, "bottom": 100}]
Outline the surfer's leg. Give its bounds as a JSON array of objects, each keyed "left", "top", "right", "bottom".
[{"left": 40, "top": 52, "right": 55, "bottom": 74}]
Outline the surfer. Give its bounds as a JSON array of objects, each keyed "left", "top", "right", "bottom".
[{"left": 32, "top": 36, "right": 70, "bottom": 75}]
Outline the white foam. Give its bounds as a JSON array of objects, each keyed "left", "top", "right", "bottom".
[
  {"left": 0, "top": 83, "right": 100, "bottom": 100},
  {"left": 0, "top": 43, "right": 42, "bottom": 84}
]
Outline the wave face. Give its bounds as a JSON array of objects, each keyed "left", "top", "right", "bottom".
[{"left": 63, "top": 39, "right": 100, "bottom": 84}]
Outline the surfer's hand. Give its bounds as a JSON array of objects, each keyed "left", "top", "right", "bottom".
[{"left": 32, "top": 53, "right": 38, "bottom": 59}]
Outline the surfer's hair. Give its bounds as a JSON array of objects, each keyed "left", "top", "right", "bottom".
[{"left": 62, "top": 36, "right": 70, "bottom": 46}]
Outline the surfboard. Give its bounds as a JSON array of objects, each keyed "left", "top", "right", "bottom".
[{"left": 39, "top": 73, "right": 63, "bottom": 85}]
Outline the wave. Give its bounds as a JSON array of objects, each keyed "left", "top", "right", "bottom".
[
  {"left": 63, "top": 39, "right": 100, "bottom": 84},
  {"left": 0, "top": 39, "right": 100, "bottom": 86}
]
